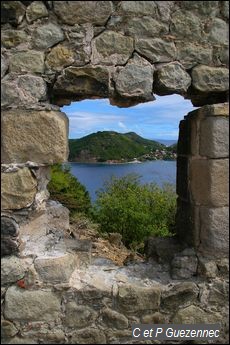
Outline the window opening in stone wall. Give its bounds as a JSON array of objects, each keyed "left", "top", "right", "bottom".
[{"left": 46, "top": 94, "right": 197, "bottom": 270}]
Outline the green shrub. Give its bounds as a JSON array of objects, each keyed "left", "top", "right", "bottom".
[
  {"left": 47, "top": 164, "right": 91, "bottom": 214},
  {"left": 92, "top": 174, "right": 176, "bottom": 248}
]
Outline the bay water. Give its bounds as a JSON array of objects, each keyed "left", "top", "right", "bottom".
[{"left": 67, "top": 160, "right": 176, "bottom": 203}]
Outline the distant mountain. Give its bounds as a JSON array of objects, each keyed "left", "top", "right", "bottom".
[
  {"left": 68, "top": 131, "right": 166, "bottom": 162},
  {"left": 153, "top": 139, "right": 177, "bottom": 147}
]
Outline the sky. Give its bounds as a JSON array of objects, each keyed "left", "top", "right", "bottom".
[{"left": 62, "top": 94, "right": 197, "bottom": 141}]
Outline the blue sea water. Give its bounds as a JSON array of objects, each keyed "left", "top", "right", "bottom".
[{"left": 67, "top": 160, "right": 176, "bottom": 203}]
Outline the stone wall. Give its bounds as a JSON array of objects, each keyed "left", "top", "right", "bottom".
[
  {"left": 1, "top": 1, "right": 229, "bottom": 343},
  {"left": 176, "top": 103, "right": 229, "bottom": 257}
]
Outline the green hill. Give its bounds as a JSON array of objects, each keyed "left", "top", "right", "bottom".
[{"left": 68, "top": 131, "right": 166, "bottom": 162}]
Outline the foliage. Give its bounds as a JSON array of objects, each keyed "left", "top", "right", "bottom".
[
  {"left": 91, "top": 174, "right": 177, "bottom": 248},
  {"left": 69, "top": 131, "right": 165, "bottom": 161},
  {"left": 47, "top": 164, "right": 91, "bottom": 214}
]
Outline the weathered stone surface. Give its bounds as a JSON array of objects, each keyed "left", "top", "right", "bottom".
[
  {"left": 191, "top": 65, "right": 229, "bottom": 92},
  {"left": 2, "top": 74, "right": 47, "bottom": 107},
  {"left": 99, "top": 308, "right": 128, "bottom": 329},
  {"left": 180, "top": 1, "right": 219, "bottom": 16},
  {"left": 1, "top": 1, "right": 26, "bottom": 25},
  {"left": 162, "top": 282, "right": 199, "bottom": 310},
  {"left": 1, "top": 216, "right": 19, "bottom": 237},
  {"left": 135, "top": 38, "right": 176, "bottom": 63},
  {"left": 175, "top": 199, "right": 200, "bottom": 248},
  {"left": 4, "top": 338, "right": 37, "bottom": 344},
  {"left": 118, "top": 1, "right": 158, "bottom": 17},
  {"left": 1, "top": 237, "right": 19, "bottom": 257},
  {"left": 171, "top": 249, "right": 198, "bottom": 279},
  {"left": 115, "top": 55, "right": 154, "bottom": 101},
  {"left": 155, "top": 1, "right": 174, "bottom": 22},
  {"left": 46, "top": 200, "right": 70, "bottom": 232},
  {"left": 70, "top": 328, "right": 106, "bottom": 344},
  {"left": 1, "top": 54, "right": 8, "bottom": 79},
  {"left": 176, "top": 156, "right": 188, "bottom": 200},
  {"left": 53, "top": 65, "right": 109, "bottom": 103},
  {"left": 1, "top": 109, "right": 69, "bottom": 164},
  {"left": 173, "top": 305, "right": 222, "bottom": 324},
  {"left": 1, "top": 168, "right": 37, "bottom": 209},
  {"left": 91, "top": 31, "right": 134, "bottom": 65},
  {"left": 207, "top": 18, "right": 228, "bottom": 45},
  {"left": 154, "top": 62, "right": 191, "bottom": 95},
  {"left": 145, "top": 237, "right": 183, "bottom": 263},
  {"left": 217, "top": 258, "right": 229, "bottom": 278},
  {"left": 9, "top": 51, "right": 44, "bottom": 73},
  {"left": 213, "top": 45, "right": 229, "bottom": 67},
  {"left": 199, "top": 206, "right": 229, "bottom": 256},
  {"left": 46, "top": 44, "right": 75, "bottom": 71},
  {"left": 198, "top": 257, "right": 218, "bottom": 279},
  {"left": 4, "top": 286, "right": 60, "bottom": 321},
  {"left": 1, "top": 256, "right": 31, "bottom": 285},
  {"left": 190, "top": 159, "right": 229, "bottom": 206},
  {"left": 109, "top": 16, "right": 168, "bottom": 38},
  {"left": 141, "top": 312, "right": 166, "bottom": 324},
  {"left": 26, "top": 1, "right": 48, "bottom": 23},
  {"left": 200, "top": 117, "right": 229, "bottom": 158},
  {"left": 117, "top": 284, "right": 161, "bottom": 313},
  {"left": 65, "top": 303, "right": 97, "bottom": 328},
  {"left": 1, "top": 320, "right": 18, "bottom": 338},
  {"left": 53, "top": 1, "right": 113, "bottom": 25},
  {"left": 198, "top": 103, "right": 229, "bottom": 117},
  {"left": 1, "top": 29, "right": 28, "bottom": 48},
  {"left": 170, "top": 10, "right": 203, "bottom": 41},
  {"left": 208, "top": 279, "right": 229, "bottom": 307},
  {"left": 176, "top": 42, "right": 212, "bottom": 69},
  {"left": 34, "top": 253, "right": 75, "bottom": 283},
  {"left": 220, "top": 1, "right": 229, "bottom": 19},
  {"left": 33, "top": 23, "right": 64, "bottom": 49}
]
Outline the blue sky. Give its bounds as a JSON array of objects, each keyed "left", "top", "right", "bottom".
[{"left": 62, "top": 94, "right": 197, "bottom": 140}]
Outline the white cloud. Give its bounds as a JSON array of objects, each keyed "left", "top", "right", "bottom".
[{"left": 118, "top": 121, "right": 127, "bottom": 129}]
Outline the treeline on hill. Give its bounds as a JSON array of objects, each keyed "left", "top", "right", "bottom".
[
  {"left": 48, "top": 165, "right": 177, "bottom": 250},
  {"left": 68, "top": 131, "right": 166, "bottom": 162}
]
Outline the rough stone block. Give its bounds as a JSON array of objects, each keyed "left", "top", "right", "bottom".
[
  {"left": 162, "top": 282, "right": 199, "bottom": 310},
  {"left": 175, "top": 198, "right": 200, "bottom": 247},
  {"left": 198, "top": 103, "right": 229, "bottom": 117},
  {"left": 1, "top": 320, "right": 18, "bottom": 338},
  {"left": 154, "top": 62, "right": 191, "bottom": 95},
  {"left": 191, "top": 65, "right": 229, "bottom": 92},
  {"left": 190, "top": 159, "right": 229, "bottom": 206},
  {"left": 1, "top": 1, "right": 26, "bottom": 25},
  {"left": 200, "top": 117, "right": 229, "bottom": 158},
  {"left": 135, "top": 38, "right": 176, "bottom": 63},
  {"left": 199, "top": 206, "right": 229, "bottom": 256},
  {"left": 115, "top": 55, "right": 154, "bottom": 101},
  {"left": 34, "top": 253, "right": 76, "bottom": 283},
  {"left": 91, "top": 31, "right": 134, "bottom": 65},
  {"left": 65, "top": 303, "right": 97, "bottom": 328},
  {"left": 176, "top": 156, "right": 188, "bottom": 200},
  {"left": 177, "top": 119, "right": 191, "bottom": 155},
  {"left": 32, "top": 23, "right": 64, "bottom": 50},
  {"left": 117, "top": 284, "right": 160, "bottom": 313},
  {"left": 1, "top": 256, "right": 32, "bottom": 285},
  {"left": 70, "top": 328, "right": 106, "bottom": 344},
  {"left": 171, "top": 249, "right": 198, "bottom": 280},
  {"left": 173, "top": 305, "right": 222, "bottom": 324},
  {"left": 1, "top": 109, "right": 69, "bottom": 164},
  {"left": 53, "top": 1, "right": 113, "bottom": 25},
  {"left": 1, "top": 168, "right": 37, "bottom": 210},
  {"left": 99, "top": 308, "right": 128, "bottom": 329},
  {"left": 9, "top": 51, "right": 44, "bottom": 74},
  {"left": 4, "top": 286, "right": 60, "bottom": 321},
  {"left": 53, "top": 65, "right": 109, "bottom": 103},
  {"left": 26, "top": 1, "right": 48, "bottom": 23}
]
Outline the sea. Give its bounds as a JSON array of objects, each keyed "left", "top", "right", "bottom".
[{"left": 67, "top": 160, "right": 176, "bottom": 203}]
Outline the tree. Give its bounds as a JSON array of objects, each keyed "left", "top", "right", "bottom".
[
  {"left": 47, "top": 164, "right": 91, "bottom": 214},
  {"left": 92, "top": 174, "right": 176, "bottom": 248}
]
